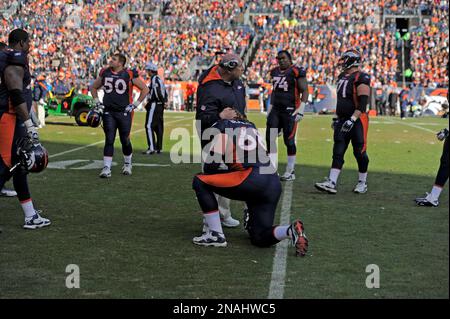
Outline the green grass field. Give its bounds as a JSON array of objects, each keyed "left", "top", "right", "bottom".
[{"left": 0, "top": 112, "right": 448, "bottom": 298}]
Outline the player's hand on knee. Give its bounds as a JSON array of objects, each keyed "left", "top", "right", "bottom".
[
  {"left": 340, "top": 119, "right": 355, "bottom": 133},
  {"left": 436, "top": 128, "right": 449, "bottom": 141}
]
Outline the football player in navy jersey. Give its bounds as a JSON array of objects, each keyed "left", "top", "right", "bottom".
[
  {"left": 0, "top": 41, "right": 17, "bottom": 198},
  {"left": 266, "top": 50, "right": 309, "bottom": 181},
  {"left": 192, "top": 110, "right": 308, "bottom": 256},
  {"left": 0, "top": 29, "right": 50, "bottom": 229},
  {"left": 90, "top": 53, "right": 149, "bottom": 178},
  {"left": 315, "top": 49, "right": 371, "bottom": 194}
]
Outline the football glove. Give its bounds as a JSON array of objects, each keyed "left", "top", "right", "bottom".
[
  {"left": 125, "top": 102, "right": 138, "bottom": 113},
  {"left": 95, "top": 101, "right": 105, "bottom": 113},
  {"left": 293, "top": 113, "right": 304, "bottom": 122},
  {"left": 437, "top": 128, "right": 449, "bottom": 141},
  {"left": 24, "top": 119, "right": 39, "bottom": 144},
  {"left": 340, "top": 119, "right": 355, "bottom": 133}
]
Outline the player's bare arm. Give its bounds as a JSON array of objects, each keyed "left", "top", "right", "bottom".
[
  {"left": 298, "top": 77, "right": 309, "bottom": 103},
  {"left": 90, "top": 76, "right": 103, "bottom": 100},
  {"left": 351, "top": 83, "right": 370, "bottom": 121},
  {"left": 4, "top": 65, "right": 29, "bottom": 122},
  {"left": 132, "top": 77, "right": 150, "bottom": 104}
]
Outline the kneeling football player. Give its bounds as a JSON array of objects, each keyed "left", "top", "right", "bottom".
[{"left": 192, "top": 110, "right": 308, "bottom": 256}]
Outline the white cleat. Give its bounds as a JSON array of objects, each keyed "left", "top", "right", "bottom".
[
  {"left": 280, "top": 171, "right": 295, "bottom": 181},
  {"left": 99, "top": 166, "right": 112, "bottom": 178},
  {"left": 315, "top": 177, "right": 337, "bottom": 194},
  {"left": 122, "top": 163, "right": 132, "bottom": 176},
  {"left": 0, "top": 187, "right": 17, "bottom": 197},
  {"left": 353, "top": 181, "right": 368, "bottom": 194},
  {"left": 142, "top": 149, "right": 155, "bottom": 155},
  {"left": 415, "top": 193, "right": 439, "bottom": 207},
  {"left": 193, "top": 231, "right": 227, "bottom": 247},
  {"left": 23, "top": 210, "right": 51, "bottom": 230},
  {"left": 221, "top": 216, "right": 240, "bottom": 228}
]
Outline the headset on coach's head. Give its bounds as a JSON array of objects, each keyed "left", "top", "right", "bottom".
[{"left": 219, "top": 59, "right": 240, "bottom": 71}]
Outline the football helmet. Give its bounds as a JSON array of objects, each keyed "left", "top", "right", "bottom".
[
  {"left": 16, "top": 138, "right": 48, "bottom": 173},
  {"left": 87, "top": 108, "right": 102, "bottom": 128},
  {"left": 339, "top": 49, "right": 361, "bottom": 70}
]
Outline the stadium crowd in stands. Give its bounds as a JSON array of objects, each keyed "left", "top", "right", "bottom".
[
  {"left": 122, "top": 14, "right": 253, "bottom": 80},
  {"left": 0, "top": 0, "right": 448, "bottom": 96},
  {"left": 1, "top": 0, "right": 125, "bottom": 91}
]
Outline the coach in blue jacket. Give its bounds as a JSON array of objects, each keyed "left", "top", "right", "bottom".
[
  {"left": 195, "top": 53, "right": 247, "bottom": 230},
  {"left": 196, "top": 53, "right": 246, "bottom": 143}
]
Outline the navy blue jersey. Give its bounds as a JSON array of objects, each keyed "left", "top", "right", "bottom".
[
  {"left": 336, "top": 71, "right": 370, "bottom": 118},
  {"left": 0, "top": 49, "right": 32, "bottom": 115},
  {"left": 100, "top": 67, "right": 139, "bottom": 112},
  {"left": 270, "top": 65, "right": 306, "bottom": 112},
  {"left": 204, "top": 119, "right": 270, "bottom": 172}
]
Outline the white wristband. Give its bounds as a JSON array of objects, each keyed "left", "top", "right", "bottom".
[
  {"left": 133, "top": 101, "right": 140, "bottom": 108},
  {"left": 351, "top": 115, "right": 357, "bottom": 122}
]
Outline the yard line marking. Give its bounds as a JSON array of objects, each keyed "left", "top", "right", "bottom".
[
  {"left": 49, "top": 117, "right": 191, "bottom": 159},
  {"left": 390, "top": 119, "right": 437, "bottom": 134},
  {"left": 268, "top": 180, "right": 294, "bottom": 299}
]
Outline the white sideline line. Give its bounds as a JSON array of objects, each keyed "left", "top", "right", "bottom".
[
  {"left": 49, "top": 117, "right": 191, "bottom": 159},
  {"left": 395, "top": 121, "right": 437, "bottom": 134},
  {"left": 268, "top": 181, "right": 294, "bottom": 299},
  {"left": 383, "top": 118, "right": 437, "bottom": 134}
]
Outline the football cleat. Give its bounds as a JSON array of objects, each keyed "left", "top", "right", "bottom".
[
  {"left": 23, "top": 210, "right": 51, "bottom": 230},
  {"left": 415, "top": 193, "right": 439, "bottom": 207},
  {"left": 1, "top": 187, "right": 17, "bottom": 197},
  {"left": 280, "top": 170, "right": 295, "bottom": 181},
  {"left": 353, "top": 181, "right": 368, "bottom": 194},
  {"left": 290, "top": 220, "right": 308, "bottom": 257},
  {"left": 221, "top": 216, "right": 240, "bottom": 228},
  {"left": 193, "top": 231, "right": 227, "bottom": 247},
  {"left": 142, "top": 149, "right": 155, "bottom": 155},
  {"left": 315, "top": 178, "right": 337, "bottom": 194},
  {"left": 99, "top": 166, "right": 111, "bottom": 178},
  {"left": 122, "top": 163, "right": 132, "bottom": 176}
]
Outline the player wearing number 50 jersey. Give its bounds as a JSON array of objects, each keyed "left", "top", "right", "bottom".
[
  {"left": 90, "top": 53, "right": 149, "bottom": 178},
  {"left": 315, "top": 49, "right": 371, "bottom": 194},
  {"left": 266, "top": 50, "right": 309, "bottom": 181}
]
